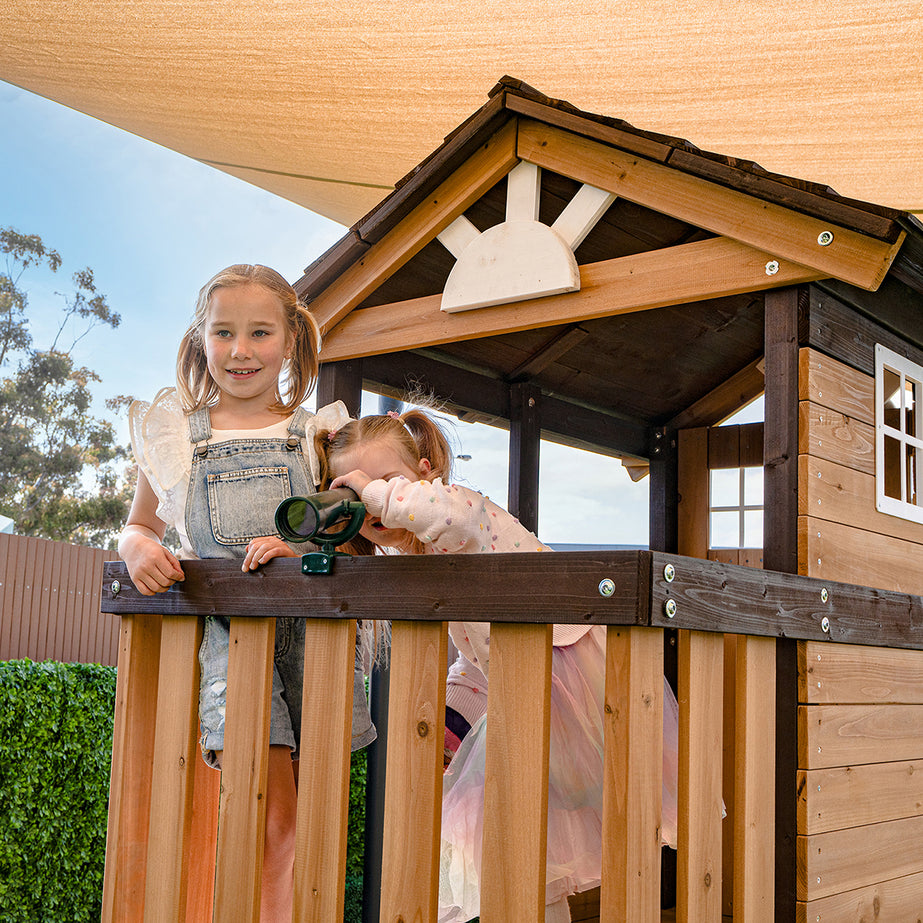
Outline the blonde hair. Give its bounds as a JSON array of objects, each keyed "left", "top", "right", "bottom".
[
  {"left": 316, "top": 406, "right": 455, "bottom": 555},
  {"left": 176, "top": 264, "right": 321, "bottom": 414}
]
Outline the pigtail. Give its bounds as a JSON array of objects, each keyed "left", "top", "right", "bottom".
[
  {"left": 400, "top": 409, "right": 454, "bottom": 482},
  {"left": 281, "top": 302, "right": 321, "bottom": 412}
]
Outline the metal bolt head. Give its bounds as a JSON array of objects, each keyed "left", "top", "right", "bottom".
[
  {"left": 765, "top": 260, "right": 780, "bottom": 275},
  {"left": 820, "top": 587, "right": 828, "bottom": 603},
  {"left": 663, "top": 563, "right": 675, "bottom": 583},
  {"left": 821, "top": 616, "right": 830, "bottom": 633},
  {"left": 111, "top": 580, "right": 121, "bottom": 595},
  {"left": 817, "top": 230, "right": 834, "bottom": 246},
  {"left": 598, "top": 578, "right": 615, "bottom": 598},
  {"left": 664, "top": 598, "right": 677, "bottom": 619}
]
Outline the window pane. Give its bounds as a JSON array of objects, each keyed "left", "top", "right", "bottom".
[
  {"left": 744, "top": 466, "right": 763, "bottom": 505},
  {"left": 907, "top": 443, "right": 918, "bottom": 507},
  {"left": 884, "top": 368, "right": 902, "bottom": 430},
  {"left": 710, "top": 468, "right": 740, "bottom": 507},
  {"left": 710, "top": 510, "right": 740, "bottom": 548},
  {"left": 744, "top": 509, "right": 763, "bottom": 547},
  {"left": 885, "top": 434, "right": 902, "bottom": 500},
  {"left": 907, "top": 378, "right": 919, "bottom": 438}
]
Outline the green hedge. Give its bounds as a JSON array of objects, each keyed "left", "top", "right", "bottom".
[
  {"left": 0, "top": 660, "right": 116, "bottom": 923},
  {"left": 0, "top": 660, "right": 367, "bottom": 922}
]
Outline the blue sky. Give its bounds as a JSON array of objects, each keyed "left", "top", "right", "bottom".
[{"left": 0, "top": 79, "right": 685, "bottom": 545}]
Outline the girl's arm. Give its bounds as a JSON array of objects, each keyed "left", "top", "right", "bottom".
[{"left": 118, "top": 469, "right": 186, "bottom": 596}]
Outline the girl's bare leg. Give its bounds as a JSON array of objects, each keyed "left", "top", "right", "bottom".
[{"left": 261, "top": 745, "right": 298, "bottom": 921}]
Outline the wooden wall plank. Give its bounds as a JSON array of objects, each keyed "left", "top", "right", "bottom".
[
  {"left": 293, "top": 619, "right": 356, "bottom": 923},
  {"left": 733, "top": 635, "right": 776, "bottom": 921},
  {"left": 52, "top": 541, "right": 75, "bottom": 661},
  {"left": 799, "top": 455, "right": 923, "bottom": 546},
  {"left": 185, "top": 756, "right": 220, "bottom": 923},
  {"left": 481, "top": 623, "right": 552, "bottom": 921},
  {"left": 798, "top": 703, "right": 923, "bottom": 770},
  {"left": 798, "top": 402, "right": 875, "bottom": 475},
  {"left": 516, "top": 120, "right": 903, "bottom": 291},
  {"left": 379, "top": 620, "right": 447, "bottom": 923},
  {"left": 16, "top": 537, "right": 38, "bottom": 659},
  {"left": 798, "top": 347, "right": 873, "bottom": 424},
  {"left": 799, "top": 640, "right": 923, "bottom": 705},
  {"left": 600, "top": 626, "right": 663, "bottom": 923},
  {"left": 798, "top": 515, "right": 923, "bottom": 596},
  {"left": 797, "top": 814, "right": 923, "bottom": 900},
  {"left": 677, "top": 630, "right": 724, "bottom": 922},
  {"left": 0, "top": 533, "right": 18, "bottom": 659},
  {"left": 678, "top": 427, "right": 709, "bottom": 560},
  {"left": 213, "top": 617, "right": 275, "bottom": 923},
  {"left": 796, "top": 868, "right": 923, "bottom": 922},
  {"left": 798, "top": 761, "right": 923, "bottom": 835},
  {"left": 102, "top": 614, "right": 162, "bottom": 923},
  {"left": 144, "top": 615, "right": 203, "bottom": 921}
]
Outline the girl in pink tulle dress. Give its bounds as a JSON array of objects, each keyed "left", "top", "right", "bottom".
[{"left": 321, "top": 408, "right": 678, "bottom": 923}]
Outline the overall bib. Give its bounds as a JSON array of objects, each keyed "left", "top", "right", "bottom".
[{"left": 185, "top": 405, "right": 376, "bottom": 766}]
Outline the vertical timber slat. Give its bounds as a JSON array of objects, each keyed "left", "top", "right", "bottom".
[
  {"left": 508, "top": 381, "right": 541, "bottom": 533},
  {"left": 294, "top": 618, "right": 357, "bottom": 922},
  {"left": 600, "top": 626, "right": 664, "bottom": 922},
  {"left": 481, "top": 622, "right": 553, "bottom": 921},
  {"left": 213, "top": 616, "right": 275, "bottom": 923},
  {"left": 380, "top": 620, "right": 447, "bottom": 922},
  {"left": 144, "top": 615, "right": 204, "bottom": 922},
  {"left": 765, "top": 286, "right": 805, "bottom": 917},
  {"left": 734, "top": 635, "right": 776, "bottom": 920},
  {"left": 678, "top": 629, "right": 724, "bottom": 922},
  {"left": 102, "top": 614, "right": 163, "bottom": 923}
]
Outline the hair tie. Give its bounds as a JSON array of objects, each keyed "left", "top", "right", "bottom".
[
  {"left": 387, "top": 410, "right": 401, "bottom": 420},
  {"left": 326, "top": 429, "right": 338, "bottom": 442}
]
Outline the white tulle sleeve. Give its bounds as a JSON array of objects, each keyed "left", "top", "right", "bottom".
[{"left": 128, "top": 388, "right": 193, "bottom": 548}]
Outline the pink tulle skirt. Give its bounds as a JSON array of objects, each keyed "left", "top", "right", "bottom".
[{"left": 438, "top": 626, "right": 679, "bottom": 922}]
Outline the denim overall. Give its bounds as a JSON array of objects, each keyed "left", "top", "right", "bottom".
[{"left": 186, "top": 405, "right": 376, "bottom": 767}]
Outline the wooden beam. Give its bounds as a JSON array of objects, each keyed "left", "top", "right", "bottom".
[
  {"left": 508, "top": 382, "right": 541, "bottom": 532},
  {"left": 318, "top": 237, "right": 823, "bottom": 362},
  {"left": 517, "top": 120, "right": 906, "bottom": 292},
  {"left": 668, "top": 357, "right": 765, "bottom": 430},
  {"left": 316, "top": 359, "right": 363, "bottom": 421},
  {"left": 308, "top": 120, "right": 519, "bottom": 335}
]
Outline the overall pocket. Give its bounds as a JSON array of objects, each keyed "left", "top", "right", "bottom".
[{"left": 206, "top": 465, "right": 292, "bottom": 545}]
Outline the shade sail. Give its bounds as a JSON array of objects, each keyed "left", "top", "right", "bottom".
[{"left": 2, "top": 0, "right": 922, "bottom": 226}]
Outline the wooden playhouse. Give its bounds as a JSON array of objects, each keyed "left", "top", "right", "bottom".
[{"left": 101, "top": 77, "right": 923, "bottom": 921}]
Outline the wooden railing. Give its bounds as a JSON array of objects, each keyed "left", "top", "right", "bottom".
[{"left": 99, "top": 550, "right": 923, "bottom": 922}]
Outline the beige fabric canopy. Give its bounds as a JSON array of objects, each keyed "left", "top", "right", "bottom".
[{"left": 2, "top": 0, "right": 922, "bottom": 226}]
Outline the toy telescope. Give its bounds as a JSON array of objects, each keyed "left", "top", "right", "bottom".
[{"left": 275, "top": 487, "right": 366, "bottom": 552}]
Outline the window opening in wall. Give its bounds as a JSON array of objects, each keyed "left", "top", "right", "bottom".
[
  {"left": 876, "top": 344, "right": 923, "bottom": 523},
  {"left": 709, "top": 466, "right": 763, "bottom": 549}
]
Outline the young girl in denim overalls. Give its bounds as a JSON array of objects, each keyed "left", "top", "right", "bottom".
[{"left": 119, "top": 264, "right": 377, "bottom": 921}]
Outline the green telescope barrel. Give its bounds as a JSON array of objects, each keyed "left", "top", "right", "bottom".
[{"left": 275, "top": 488, "right": 366, "bottom": 546}]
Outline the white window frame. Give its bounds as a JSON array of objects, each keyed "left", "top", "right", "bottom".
[
  {"left": 708, "top": 465, "right": 764, "bottom": 550},
  {"left": 875, "top": 343, "right": 923, "bottom": 524}
]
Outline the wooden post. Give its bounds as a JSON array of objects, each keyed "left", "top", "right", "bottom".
[
  {"left": 764, "top": 285, "right": 805, "bottom": 918},
  {"left": 649, "top": 424, "right": 679, "bottom": 555},
  {"left": 293, "top": 618, "right": 357, "bottom": 922},
  {"left": 481, "top": 622, "right": 553, "bottom": 920},
  {"left": 677, "top": 629, "right": 724, "bottom": 921},
  {"left": 509, "top": 381, "right": 541, "bottom": 533},
  {"left": 143, "top": 615, "right": 203, "bottom": 922},
  {"left": 317, "top": 358, "right": 363, "bottom": 419},
  {"left": 102, "top": 614, "right": 162, "bottom": 923},
  {"left": 212, "top": 617, "right": 275, "bottom": 923},
  {"left": 600, "top": 626, "right": 664, "bottom": 922},
  {"left": 379, "top": 621, "right": 447, "bottom": 922}
]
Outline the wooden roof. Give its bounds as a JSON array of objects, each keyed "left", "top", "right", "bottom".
[{"left": 296, "top": 78, "right": 923, "bottom": 459}]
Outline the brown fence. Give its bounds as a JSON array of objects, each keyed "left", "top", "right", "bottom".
[{"left": 0, "top": 532, "right": 116, "bottom": 666}]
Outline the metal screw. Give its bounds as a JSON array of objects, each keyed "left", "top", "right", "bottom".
[
  {"left": 664, "top": 598, "right": 677, "bottom": 619},
  {"left": 111, "top": 580, "right": 121, "bottom": 595},
  {"left": 817, "top": 231, "right": 834, "bottom": 246},
  {"left": 664, "top": 563, "right": 675, "bottom": 583},
  {"left": 765, "top": 260, "right": 780, "bottom": 275},
  {"left": 820, "top": 587, "right": 828, "bottom": 603},
  {"left": 821, "top": 616, "right": 830, "bottom": 633},
  {"left": 598, "top": 578, "right": 615, "bottom": 598}
]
